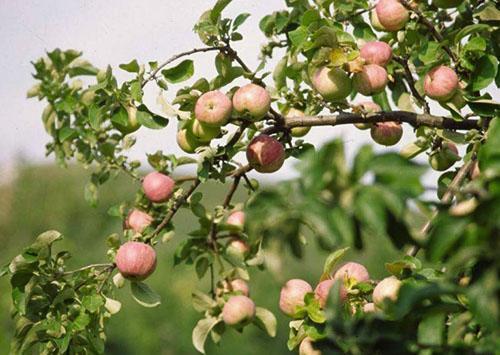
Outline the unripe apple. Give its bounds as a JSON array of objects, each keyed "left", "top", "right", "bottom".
[
  {"left": 279, "top": 279, "right": 313, "bottom": 317},
  {"left": 232, "top": 83, "right": 271, "bottom": 120},
  {"left": 470, "top": 161, "right": 480, "bottom": 180},
  {"left": 370, "top": 10, "right": 387, "bottom": 31},
  {"left": 142, "top": 172, "right": 175, "bottom": 203},
  {"left": 218, "top": 278, "right": 250, "bottom": 296},
  {"left": 370, "top": 122, "right": 403, "bottom": 146},
  {"left": 246, "top": 134, "right": 285, "bottom": 173},
  {"left": 433, "top": 0, "right": 463, "bottom": 8},
  {"left": 115, "top": 241, "right": 157, "bottom": 281},
  {"left": 353, "top": 64, "right": 388, "bottom": 96},
  {"left": 194, "top": 90, "right": 232, "bottom": 127},
  {"left": 424, "top": 66, "right": 459, "bottom": 102},
  {"left": 311, "top": 67, "right": 352, "bottom": 101},
  {"left": 363, "top": 302, "right": 376, "bottom": 313},
  {"left": 113, "top": 106, "right": 140, "bottom": 134},
  {"left": 429, "top": 142, "right": 460, "bottom": 171},
  {"left": 81, "top": 90, "right": 96, "bottom": 106},
  {"left": 360, "top": 41, "right": 393, "bottom": 67},
  {"left": 176, "top": 128, "right": 202, "bottom": 154},
  {"left": 125, "top": 209, "right": 153, "bottom": 233},
  {"left": 299, "top": 337, "right": 322, "bottom": 355},
  {"left": 222, "top": 295, "right": 256, "bottom": 325},
  {"left": 286, "top": 108, "right": 311, "bottom": 137},
  {"left": 227, "top": 211, "right": 245, "bottom": 228},
  {"left": 353, "top": 101, "right": 382, "bottom": 130},
  {"left": 191, "top": 119, "right": 220, "bottom": 142},
  {"left": 227, "top": 238, "right": 250, "bottom": 260},
  {"left": 373, "top": 276, "right": 401, "bottom": 309},
  {"left": 375, "top": 0, "right": 409, "bottom": 32},
  {"left": 333, "top": 262, "right": 370, "bottom": 300},
  {"left": 314, "top": 279, "right": 335, "bottom": 307}
]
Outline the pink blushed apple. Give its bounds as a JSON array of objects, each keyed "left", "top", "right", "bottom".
[
  {"left": 194, "top": 90, "right": 232, "bottom": 127},
  {"left": 142, "top": 172, "right": 175, "bottom": 203},
  {"left": 115, "top": 241, "right": 157, "bottom": 281}
]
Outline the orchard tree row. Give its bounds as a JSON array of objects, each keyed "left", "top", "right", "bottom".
[{"left": 3, "top": 0, "right": 499, "bottom": 353}]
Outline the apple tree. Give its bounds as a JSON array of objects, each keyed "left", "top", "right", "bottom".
[{"left": 3, "top": 0, "right": 499, "bottom": 353}]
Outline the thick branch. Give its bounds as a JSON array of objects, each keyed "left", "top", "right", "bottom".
[{"left": 284, "top": 111, "right": 480, "bottom": 131}]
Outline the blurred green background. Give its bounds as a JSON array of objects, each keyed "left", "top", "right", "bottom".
[{"left": 0, "top": 164, "right": 399, "bottom": 354}]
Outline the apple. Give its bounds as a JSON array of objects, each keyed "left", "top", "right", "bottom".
[
  {"left": 314, "top": 279, "right": 335, "bottom": 307},
  {"left": 370, "top": 10, "right": 387, "bottom": 31},
  {"left": 125, "top": 209, "right": 153, "bottom": 233},
  {"left": 424, "top": 66, "right": 459, "bottom": 102},
  {"left": 370, "top": 122, "right": 403, "bottom": 146},
  {"left": 232, "top": 83, "right": 271, "bottom": 120},
  {"left": 311, "top": 67, "right": 352, "bottom": 101},
  {"left": 115, "top": 241, "right": 157, "bottom": 281},
  {"left": 142, "top": 171, "right": 175, "bottom": 203},
  {"left": 218, "top": 278, "right": 250, "bottom": 296},
  {"left": 363, "top": 302, "right": 376, "bottom": 313},
  {"left": 333, "top": 262, "right": 370, "bottom": 300},
  {"left": 373, "top": 276, "right": 401, "bottom": 309},
  {"left": 360, "top": 41, "right": 393, "bottom": 67},
  {"left": 279, "top": 279, "right": 313, "bottom": 317},
  {"left": 191, "top": 119, "right": 220, "bottom": 142},
  {"left": 227, "top": 211, "right": 245, "bottom": 228},
  {"left": 222, "top": 295, "right": 256, "bottom": 325},
  {"left": 194, "top": 90, "right": 232, "bottom": 127},
  {"left": 299, "top": 337, "right": 322, "bottom": 355},
  {"left": 353, "top": 101, "right": 382, "bottom": 130},
  {"left": 112, "top": 106, "right": 140, "bottom": 134},
  {"left": 375, "top": 0, "right": 409, "bottom": 32},
  {"left": 433, "top": 0, "right": 463, "bottom": 8},
  {"left": 353, "top": 64, "right": 388, "bottom": 96},
  {"left": 176, "top": 128, "right": 202, "bottom": 154},
  {"left": 227, "top": 238, "right": 250, "bottom": 261},
  {"left": 246, "top": 134, "right": 286, "bottom": 173},
  {"left": 286, "top": 108, "right": 311, "bottom": 137},
  {"left": 429, "top": 142, "right": 460, "bottom": 171}
]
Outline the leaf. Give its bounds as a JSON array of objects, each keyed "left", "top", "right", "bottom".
[
  {"left": 273, "top": 56, "right": 287, "bottom": 90},
  {"left": 289, "top": 26, "right": 309, "bottom": 48},
  {"left": 119, "top": 59, "right": 140, "bottom": 73},
  {"left": 454, "top": 24, "right": 490, "bottom": 42},
  {"left": 161, "top": 60, "right": 194, "bottom": 83},
  {"left": 471, "top": 54, "right": 498, "bottom": 91},
  {"left": 136, "top": 105, "right": 169, "bottom": 129},
  {"left": 192, "top": 290, "right": 217, "bottom": 312},
  {"left": 351, "top": 145, "right": 373, "bottom": 182},
  {"left": 320, "top": 247, "right": 349, "bottom": 281},
  {"left": 88, "top": 104, "right": 103, "bottom": 130},
  {"left": 130, "top": 281, "right": 161, "bottom": 308},
  {"left": 195, "top": 256, "right": 210, "bottom": 279},
  {"left": 84, "top": 182, "right": 98, "bottom": 207},
  {"left": 210, "top": 0, "right": 231, "bottom": 22},
  {"left": 104, "top": 297, "right": 122, "bottom": 315},
  {"left": 33, "top": 230, "right": 62, "bottom": 249},
  {"left": 253, "top": 307, "right": 277, "bottom": 337},
  {"left": 192, "top": 317, "right": 222, "bottom": 354},
  {"left": 82, "top": 294, "right": 104, "bottom": 313},
  {"left": 58, "top": 127, "right": 77, "bottom": 142},
  {"left": 233, "top": 13, "right": 250, "bottom": 30},
  {"left": 418, "top": 311, "right": 446, "bottom": 346}
]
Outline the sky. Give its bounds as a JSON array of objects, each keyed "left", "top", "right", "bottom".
[{"left": 0, "top": 0, "right": 493, "bottom": 187}]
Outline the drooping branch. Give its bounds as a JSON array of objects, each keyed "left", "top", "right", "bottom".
[{"left": 283, "top": 111, "right": 480, "bottom": 131}]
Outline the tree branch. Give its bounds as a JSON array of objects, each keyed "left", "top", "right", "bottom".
[
  {"left": 393, "top": 56, "right": 431, "bottom": 113},
  {"left": 63, "top": 263, "right": 114, "bottom": 275},
  {"left": 283, "top": 111, "right": 480, "bottom": 130}
]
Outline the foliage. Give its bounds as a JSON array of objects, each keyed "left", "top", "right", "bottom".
[{"left": 5, "top": 0, "right": 500, "bottom": 353}]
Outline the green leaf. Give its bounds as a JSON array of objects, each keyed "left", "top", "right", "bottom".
[
  {"left": 454, "top": 24, "right": 490, "bottom": 42},
  {"left": 418, "top": 311, "right": 446, "bottom": 346},
  {"left": 233, "top": 13, "right": 250, "bottom": 30},
  {"left": 289, "top": 26, "right": 309, "bottom": 48},
  {"left": 320, "top": 247, "right": 349, "bottom": 281},
  {"left": 82, "top": 294, "right": 104, "bottom": 313},
  {"left": 192, "top": 290, "right": 217, "bottom": 312},
  {"left": 253, "top": 307, "right": 277, "bottom": 337},
  {"left": 136, "top": 105, "right": 169, "bottom": 129},
  {"left": 58, "top": 127, "right": 77, "bottom": 142},
  {"left": 119, "top": 59, "right": 140, "bottom": 73},
  {"left": 192, "top": 317, "right": 222, "bottom": 354},
  {"left": 88, "top": 104, "right": 103, "bottom": 130},
  {"left": 273, "top": 56, "right": 287, "bottom": 90},
  {"left": 471, "top": 54, "right": 498, "bottom": 91},
  {"left": 351, "top": 145, "right": 373, "bottom": 182},
  {"left": 84, "top": 182, "right": 98, "bottom": 207},
  {"left": 161, "top": 60, "right": 194, "bottom": 83},
  {"left": 130, "top": 281, "right": 162, "bottom": 308},
  {"left": 210, "top": 0, "right": 231, "bottom": 22},
  {"left": 33, "top": 230, "right": 63, "bottom": 249},
  {"left": 195, "top": 256, "right": 210, "bottom": 279}
]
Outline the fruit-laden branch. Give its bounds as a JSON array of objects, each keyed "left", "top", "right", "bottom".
[
  {"left": 398, "top": 0, "right": 458, "bottom": 65},
  {"left": 283, "top": 111, "right": 480, "bottom": 130},
  {"left": 142, "top": 46, "right": 227, "bottom": 87}
]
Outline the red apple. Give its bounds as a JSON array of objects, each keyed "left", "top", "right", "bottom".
[
  {"left": 115, "top": 241, "right": 157, "bottom": 281},
  {"left": 353, "top": 64, "right": 388, "bottom": 96},
  {"left": 246, "top": 134, "right": 285, "bottom": 173},
  {"left": 227, "top": 211, "right": 245, "bottom": 228},
  {"left": 232, "top": 83, "right": 271, "bottom": 120},
  {"left": 424, "top": 66, "right": 459, "bottom": 102},
  {"left": 370, "top": 10, "right": 387, "bottom": 31},
  {"left": 279, "top": 279, "right": 313, "bottom": 317},
  {"left": 222, "top": 295, "right": 256, "bottom": 325},
  {"left": 429, "top": 142, "right": 460, "bottom": 171},
  {"left": 360, "top": 41, "right": 392, "bottom": 67},
  {"left": 314, "top": 279, "right": 335, "bottom": 308},
  {"left": 194, "top": 90, "right": 232, "bottom": 127},
  {"left": 311, "top": 67, "right": 352, "bottom": 101},
  {"left": 373, "top": 276, "right": 401, "bottom": 309},
  {"left": 375, "top": 0, "right": 409, "bottom": 32},
  {"left": 370, "top": 122, "right": 403, "bottom": 146},
  {"left": 333, "top": 262, "right": 370, "bottom": 300},
  {"left": 125, "top": 209, "right": 153, "bottom": 233},
  {"left": 142, "top": 172, "right": 175, "bottom": 203},
  {"left": 363, "top": 302, "right": 376, "bottom": 313},
  {"left": 353, "top": 101, "right": 382, "bottom": 130},
  {"left": 218, "top": 278, "right": 250, "bottom": 296}
]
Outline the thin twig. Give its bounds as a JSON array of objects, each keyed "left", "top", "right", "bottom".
[
  {"left": 63, "top": 263, "right": 114, "bottom": 275},
  {"left": 393, "top": 56, "right": 430, "bottom": 113}
]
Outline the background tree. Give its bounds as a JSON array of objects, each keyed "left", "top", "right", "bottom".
[{"left": 3, "top": 0, "right": 499, "bottom": 353}]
